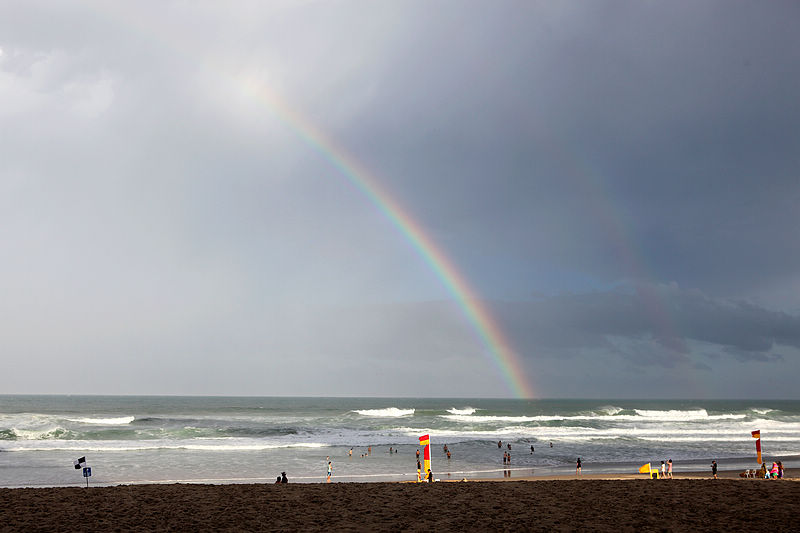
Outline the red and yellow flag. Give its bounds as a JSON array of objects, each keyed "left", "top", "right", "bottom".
[
  {"left": 638, "top": 463, "right": 651, "bottom": 474},
  {"left": 752, "top": 429, "right": 762, "bottom": 464},
  {"left": 419, "top": 434, "right": 431, "bottom": 479}
]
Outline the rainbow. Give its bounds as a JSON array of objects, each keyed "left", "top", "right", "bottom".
[
  {"left": 88, "top": 5, "right": 535, "bottom": 398},
  {"left": 238, "top": 81, "right": 534, "bottom": 398}
]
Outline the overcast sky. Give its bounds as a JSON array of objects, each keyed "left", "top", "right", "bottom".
[{"left": 2, "top": 1, "right": 798, "bottom": 398}]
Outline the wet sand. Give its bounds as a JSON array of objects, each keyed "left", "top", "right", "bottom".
[{"left": 1, "top": 473, "right": 797, "bottom": 531}]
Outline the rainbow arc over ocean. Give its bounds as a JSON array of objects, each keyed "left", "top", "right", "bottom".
[
  {"left": 240, "top": 82, "right": 534, "bottom": 398},
  {"left": 89, "top": 5, "right": 535, "bottom": 398}
]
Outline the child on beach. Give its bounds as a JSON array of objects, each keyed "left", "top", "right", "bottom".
[
  {"left": 576, "top": 458, "right": 581, "bottom": 475},
  {"left": 668, "top": 459, "right": 673, "bottom": 479},
  {"left": 327, "top": 461, "right": 332, "bottom": 483}
]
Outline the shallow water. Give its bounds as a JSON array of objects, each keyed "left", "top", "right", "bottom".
[{"left": 1, "top": 396, "right": 797, "bottom": 486}]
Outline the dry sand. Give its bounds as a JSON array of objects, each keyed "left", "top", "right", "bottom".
[{"left": 2, "top": 473, "right": 798, "bottom": 532}]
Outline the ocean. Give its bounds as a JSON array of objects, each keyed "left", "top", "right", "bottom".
[{"left": 1, "top": 396, "right": 798, "bottom": 487}]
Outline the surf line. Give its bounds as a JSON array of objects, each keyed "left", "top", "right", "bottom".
[{"left": 239, "top": 80, "right": 533, "bottom": 398}]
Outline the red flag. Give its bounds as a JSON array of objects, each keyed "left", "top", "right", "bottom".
[{"left": 751, "top": 430, "right": 760, "bottom": 439}]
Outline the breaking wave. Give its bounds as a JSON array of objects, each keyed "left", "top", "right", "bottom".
[{"left": 352, "top": 408, "right": 415, "bottom": 418}]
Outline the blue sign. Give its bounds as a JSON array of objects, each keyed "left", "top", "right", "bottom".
[{"left": 83, "top": 467, "right": 92, "bottom": 477}]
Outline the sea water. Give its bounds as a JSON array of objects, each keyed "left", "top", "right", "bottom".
[{"left": 1, "top": 396, "right": 798, "bottom": 487}]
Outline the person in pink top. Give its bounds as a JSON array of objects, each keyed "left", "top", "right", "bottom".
[{"left": 667, "top": 459, "right": 673, "bottom": 479}]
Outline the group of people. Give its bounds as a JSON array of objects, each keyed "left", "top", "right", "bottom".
[
  {"left": 759, "top": 461, "right": 785, "bottom": 479},
  {"left": 274, "top": 472, "right": 288, "bottom": 484},
  {"left": 659, "top": 459, "right": 674, "bottom": 478}
]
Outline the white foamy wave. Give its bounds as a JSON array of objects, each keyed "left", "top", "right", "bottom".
[
  {"left": 441, "top": 414, "right": 541, "bottom": 423},
  {"left": 67, "top": 416, "right": 135, "bottom": 425},
  {"left": 750, "top": 408, "right": 775, "bottom": 415},
  {"left": 10, "top": 427, "right": 72, "bottom": 440},
  {"left": 353, "top": 408, "right": 414, "bottom": 418},
  {"left": 597, "top": 406, "right": 624, "bottom": 416},
  {"left": 634, "top": 409, "right": 710, "bottom": 420},
  {"left": 447, "top": 407, "right": 477, "bottom": 415},
  {"left": 2, "top": 439, "right": 330, "bottom": 453}
]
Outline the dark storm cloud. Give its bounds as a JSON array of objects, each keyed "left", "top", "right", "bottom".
[{"left": 494, "top": 282, "right": 800, "bottom": 366}]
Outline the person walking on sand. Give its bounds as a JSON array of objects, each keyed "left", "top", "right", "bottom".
[
  {"left": 576, "top": 458, "right": 582, "bottom": 475},
  {"left": 327, "top": 461, "right": 332, "bottom": 483},
  {"left": 660, "top": 461, "right": 666, "bottom": 479},
  {"left": 667, "top": 459, "right": 673, "bottom": 479},
  {"left": 711, "top": 460, "right": 718, "bottom": 479}
]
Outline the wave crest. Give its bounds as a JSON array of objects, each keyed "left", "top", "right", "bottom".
[
  {"left": 352, "top": 408, "right": 414, "bottom": 418},
  {"left": 447, "top": 407, "right": 477, "bottom": 415}
]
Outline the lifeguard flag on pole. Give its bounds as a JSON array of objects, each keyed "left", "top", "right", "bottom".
[
  {"left": 638, "top": 463, "right": 651, "bottom": 474},
  {"left": 752, "top": 430, "right": 762, "bottom": 463},
  {"left": 419, "top": 434, "right": 431, "bottom": 478}
]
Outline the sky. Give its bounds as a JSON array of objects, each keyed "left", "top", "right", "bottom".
[{"left": 1, "top": 0, "right": 799, "bottom": 399}]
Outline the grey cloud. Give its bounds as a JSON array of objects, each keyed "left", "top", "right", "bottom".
[
  {"left": 1, "top": 1, "right": 799, "bottom": 397},
  {"left": 495, "top": 283, "right": 800, "bottom": 366}
]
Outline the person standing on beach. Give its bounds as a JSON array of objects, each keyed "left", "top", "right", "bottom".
[
  {"left": 427, "top": 469, "right": 433, "bottom": 482},
  {"left": 660, "top": 461, "right": 666, "bottom": 479},
  {"left": 327, "top": 461, "right": 332, "bottom": 483},
  {"left": 576, "top": 458, "right": 581, "bottom": 475},
  {"left": 711, "top": 460, "right": 718, "bottom": 479},
  {"left": 416, "top": 449, "right": 420, "bottom": 460},
  {"left": 281, "top": 472, "right": 288, "bottom": 483},
  {"left": 668, "top": 459, "right": 673, "bottom": 479}
]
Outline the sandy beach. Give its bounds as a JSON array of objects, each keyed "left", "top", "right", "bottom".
[{"left": 2, "top": 471, "right": 797, "bottom": 532}]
